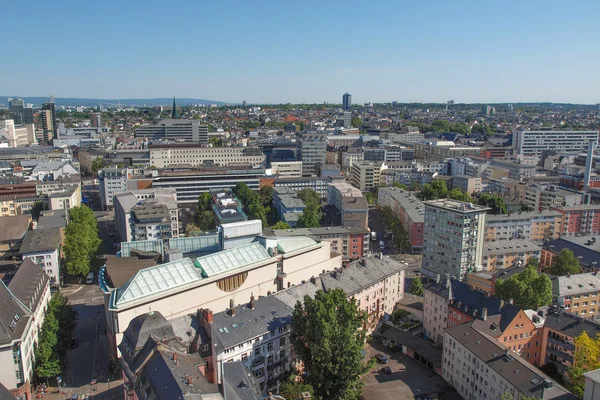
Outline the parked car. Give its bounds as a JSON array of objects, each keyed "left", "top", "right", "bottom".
[
  {"left": 379, "top": 366, "right": 392, "bottom": 375},
  {"left": 374, "top": 353, "right": 388, "bottom": 364},
  {"left": 86, "top": 272, "right": 95, "bottom": 284},
  {"left": 70, "top": 338, "right": 79, "bottom": 349}
]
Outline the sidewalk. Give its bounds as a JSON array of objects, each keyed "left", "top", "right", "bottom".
[{"left": 36, "top": 381, "right": 123, "bottom": 400}]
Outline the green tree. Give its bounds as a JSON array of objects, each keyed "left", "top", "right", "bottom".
[
  {"left": 247, "top": 202, "right": 268, "bottom": 225},
  {"left": 419, "top": 180, "right": 448, "bottom": 201},
  {"left": 526, "top": 257, "right": 539, "bottom": 269},
  {"left": 392, "top": 182, "right": 408, "bottom": 190},
  {"left": 448, "top": 188, "right": 473, "bottom": 203},
  {"left": 297, "top": 188, "right": 320, "bottom": 207},
  {"left": 259, "top": 186, "right": 275, "bottom": 208},
  {"left": 196, "top": 192, "right": 213, "bottom": 214},
  {"left": 291, "top": 289, "right": 373, "bottom": 400},
  {"left": 185, "top": 222, "right": 200, "bottom": 234},
  {"left": 567, "top": 331, "right": 600, "bottom": 398},
  {"left": 351, "top": 117, "right": 363, "bottom": 128},
  {"left": 298, "top": 207, "right": 321, "bottom": 228},
  {"left": 31, "top": 200, "right": 47, "bottom": 221},
  {"left": 551, "top": 249, "right": 582, "bottom": 276},
  {"left": 233, "top": 183, "right": 256, "bottom": 207},
  {"left": 279, "top": 375, "right": 314, "bottom": 400},
  {"left": 271, "top": 221, "right": 291, "bottom": 230},
  {"left": 196, "top": 211, "right": 216, "bottom": 231},
  {"left": 477, "top": 193, "right": 507, "bottom": 214},
  {"left": 495, "top": 265, "right": 553, "bottom": 309},
  {"left": 409, "top": 276, "right": 424, "bottom": 296},
  {"left": 91, "top": 157, "right": 104, "bottom": 173},
  {"left": 63, "top": 206, "right": 102, "bottom": 277},
  {"left": 209, "top": 137, "right": 223, "bottom": 147}
]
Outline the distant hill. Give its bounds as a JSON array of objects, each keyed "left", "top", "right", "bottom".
[{"left": 0, "top": 96, "right": 234, "bottom": 107}]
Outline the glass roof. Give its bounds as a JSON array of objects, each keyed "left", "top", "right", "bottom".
[
  {"left": 195, "top": 243, "right": 271, "bottom": 277},
  {"left": 116, "top": 258, "right": 202, "bottom": 305},
  {"left": 277, "top": 237, "right": 317, "bottom": 254}
]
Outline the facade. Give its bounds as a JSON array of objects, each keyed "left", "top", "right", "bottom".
[
  {"left": 296, "top": 132, "right": 327, "bottom": 176},
  {"left": 40, "top": 102, "right": 57, "bottom": 141},
  {"left": 135, "top": 119, "right": 209, "bottom": 143},
  {"left": 350, "top": 162, "right": 387, "bottom": 191},
  {"left": 452, "top": 175, "right": 482, "bottom": 194},
  {"left": 272, "top": 176, "right": 335, "bottom": 199},
  {"left": 422, "top": 199, "right": 488, "bottom": 280},
  {"left": 551, "top": 272, "right": 600, "bottom": 318},
  {"left": 378, "top": 187, "right": 425, "bottom": 252},
  {"left": 340, "top": 147, "right": 364, "bottom": 171},
  {"left": 269, "top": 161, "right": 302, "bottom": 178},
  {"left": 114, "top": 189, "right": 179, "bottom": 243},
  {"left": 148, "top": 144, "right": 265, "bottom": 169},
  {"left": 48, "top": 185, "right": 82, "bottom": 211},
  {"left": 443, "top": 322, "right": 570, "bottom": 400},
  {"left": 489, "top": 160, "right": 537, "bottom": 181},
  {"left": 0, "top": 120, "right": 35, "bottom": 148},
  {"left": 525, "top": 184, "right": 586, "bottom": 211},
  {"left": 481, "top": 239, "right": 541, "bottom": 272},
  {"left": 91, "top": 112, "right": 102, "bottom": 128},
  {"left": 0, "top": 259, "right": 51, "bottom": 400},
  {"left": 327, "top": 182, "right": 368, "bottom": 229},
  {"left": 513, "top": 129, "right": 599, "bottom": 157},
  {"left": 389, "top": 127, "right": 425, "bottom": 144},
  {"left": 104, "top": 237, "right": 343, "bottom": 358},
  {"left": 412, "top": 141, "right": 481, "bottom": 160},
  {"left": 485, "top": 211, "right": 562, "bottom": 242},
  {"left": 205, "top": 254, "right": 405, "bottom": 395},
  {"left": 555, "top": 205, "right": 600, "bottom": 236},
  {"left": 487, "top": 178, "right": 525, "bottom": 201},
  {"left": 99, "top": 167, "right": 130, "bottom": 209},
  {"left": 19, "top": 228, "right": 61, "bottom": 284},
  {"left": 342, "top": 93, "right": 351, "bottom": 110}
]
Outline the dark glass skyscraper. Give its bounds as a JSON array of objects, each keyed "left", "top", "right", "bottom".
[
  {"left": 9, "top": 98, "right": 24, "bottom": 124},
  {"left": 342, "top": 93, "right": 352, "bottom": 110}
]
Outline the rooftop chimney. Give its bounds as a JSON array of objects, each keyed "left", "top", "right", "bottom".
[
  {"left": 173, "top": 352, "right": 178, "bottom": 364},
  {"left": 482, "top": 308, "right": 488, "bottom": 321},
  {"left": 435, "top": 274, "right": 441, "bottom": 284},
  {"left": 500, "top": 300, "right": 505, "bottom": 309},
  {"left": 230, "top": 299, "right": 236, "bottom": 316},
  {"left": 509, "top": 298, "right": 514, "bottom": 305},
  {"left": 250, "top": 294, "right": 255, "bottom": 310},
  {"left": 186, "top": 376, "right": 193, "bottom": 385},
  {"left": 202, "top": 309, "right": 213, "bottom": 323}
]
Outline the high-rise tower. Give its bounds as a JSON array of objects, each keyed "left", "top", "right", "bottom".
[
  {"left": 343, "top": 93, "right": 352, "bottom": 110},
  {"left": 172, "top": 96, "right": 178, "bottom": 119},
  {"left": 41, "top": 98, "right": 57, "bottom": 141}
]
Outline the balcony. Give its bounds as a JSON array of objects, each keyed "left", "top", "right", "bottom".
[
  {"left": 251, "top": 356, "right": 265, "bottom": 370},
  {"left": 548, "top": 337, "right": 575, "bottom": 351},
  {"left": 267, "top": 357, "right": 288, "bottom": 370}
]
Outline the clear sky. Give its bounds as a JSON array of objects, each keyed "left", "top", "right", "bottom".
[{"left": 3, "top": 0, "right": 600, "bottom": 104}]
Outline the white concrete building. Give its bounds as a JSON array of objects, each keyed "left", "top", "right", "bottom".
[
  {"left": 48, "top": 185, "right": 82, "bottom": 211},
  {"left": 269, "top": 161, "right": 302, "bottom": 178},
  {"left": 0, "top": 119, "right": 36, "bottom": 148},
  {"left": 513, "top": 129, "right": 599, "bottom": 157},
  {"left": 19, "top": 228, "right": 61, "bottom": 284},
  {"left": 148, "top": 145, "right": 265, "bottom": 169},
  {"left": 99, "top": 167, "right": 130, "bottom": 209},
  {"left": 350, "top": 162, "right": 387, "bottom": 191}
]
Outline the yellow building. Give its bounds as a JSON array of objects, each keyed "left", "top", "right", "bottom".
[
  {"left": 482, "top": 239, "right": 541, "bottom": 272},
  {"left": 485, "top": 211, "right": 562, "bottom": 242}
]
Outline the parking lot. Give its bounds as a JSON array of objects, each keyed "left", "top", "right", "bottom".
[{"left": 362, "top": 341, "right": 447, "bottom": 400}]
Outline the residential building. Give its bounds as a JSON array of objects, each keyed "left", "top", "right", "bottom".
[
  {"left": 443, "top": 322, "right": 572, "bottom": 400},
  {"left": 485, "top": 211, "right": 562, "bottom": 242},
  {"left": 452, "top": 175, "right": 482, "bottom": 194},
  {"left": 0, "top": 215, "right": 30, "bottom": 260},
  {"left": 554, "top": 205, "right": 600, "bottom": 236},
  {"left": 135, "top": 119, "right": 209, "bottom": 143},
  {"left": 340, "top": 147, "right": 364, "bottom": 171},
  {"left": 378, "top": 187, "right": 425, "bottom": 253},
  {"left": 103, "top": 236, "right": 342, "bottom": 358},
  {"left": 19, "top": 228, "right": 61, "bottom": 284},
  {"left": 0, "top": 120, "right": 35, "bottom": 147},
  {"left": 40, "top": 102, "right": 57, "bottom": 141},
  {"left": 148, "top": 144, "right": 265, "bottom": 169},
  {"left": 388, "top": 126, "right": 424, "bottom": 144},
  {"left": 584, "top": 369, "right": 600, "bottom": 400},
  {"left": 422, "top": 199, "right": 488, "bottom": 280},
  {"left": 412, "top": 140, "right": 481, "bottom": 160},
  {"left": 482, "top": 239, "right": 541, "bottom": 272},
  {"left": 131, "top": 203, "right": 178, "bottom": 242},
  {"left": 0, "top": 259, "right": 51, "bottom": 400},
  {"left": 465, "top": 272, "right": 494, "bottom": 295},
  {"left": 327, "top": 135, "right": 360, "bottom": 148},
  {"left": 343, "top": 93, "right": 351, "bottom": 110},
  {"left": 113, "top": 189, "right": 179, "bottom": 242},
  {"left": 35, "top": 176, "right": 81, "bottom": 197},
  {"left": 350, "top": 162, "right": 387, "bottom": 191},
  {"left": 269, "top": 161, "right": 302, "bottom": 178},
  {"left": 486, "top": 177, "right": 525, "bottom": 202},
  {"left": 99, "top": 167, "right": 130, "bottom": 209},
  {"left": 204, "top": 254, "right": 405, "bottom": 395},
  {"left": 342, "top": 111, "right": 351, "bottom": 129},
  {"left": 550, "top": 272, "right": 600, "bottom": 317},
  {"left": 272, "top": 188, "right": 304, "bottom": 228},
  {"left": 90, "top": 112, "right": 102, "bottom": 128},
  {"left": 78, "top": 149, "right": 105, "bottom": 175},
  {"left": 48, "top": 185, "right": 82, "bottom": 211},
  {"left": 541, "top": 236, "right": 600, "bottom": 272},
  {"left": 327, "top": 182, "right": 368, "bottom": 229},
  {"left": 490, "top": 160, "right": 537, "bottom": 181},
  {"left": 119, "top": 312, "right": 222, "bottom": 400},
  {"left": 513, "top": 129, "right": 599, "bottom": 157},
  {"left": 524, "top": 184, "right": 586, "bottom": 211},
  {"left": 296, "top": 132, "right": 327, "bottom": 176}
]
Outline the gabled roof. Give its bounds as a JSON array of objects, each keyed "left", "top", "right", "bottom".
[
  {"left": 0, "top": 281, "right": 30, "bottom": 346},
  {"left": 427, "top": 279, "right": 506, "bottom": 318},
  {"left": 194, "top": 243, "right": 270, "bottom": 278},
  {"left": 0, "top": 215, "right": 30, "bottom": 242},
  {"left": 222, "top": 362, "right": 261, "bottom": 400},
  {"left": 8, "top": 258, "right": 48, "bottom": 313},
  {"left": 116, "top": 258, "right": 202, "bottom": 305}
]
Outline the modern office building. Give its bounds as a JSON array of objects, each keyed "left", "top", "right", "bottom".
[
  {"left": 268, "top": 161, "right": 302, "bottom": 178},
  {"left": 296, "top": 132, "right": 327, "bottom": 176},
  {"left": 148, "top": 144, "right": 265, "bottom": 169},
  {"left": 8, "top": 98, "right": 34, "bottom": 125},
  {"left": 513, "top": 129, "right": 599, "bottom": 157},
  {"left": 90, "top": 112, "right": 102, "bottom": 128},
  {"left": 378, "top": 187, "right": 425, "bottom": 253},
  {"left": 412, "top": 140, "right": 481, "bottom": 160},
  {"left": 342, "top": 111, "right": 352, "bottom": 129},
  {"left": 0, "top": 119, "right": 35, "bottom": 147},
  {"left": 342, "top": 93, "right": 351, "bottom": 110},
  {"left": 422, "top": 199, "right": 489, "bottom": 280},
  {"left": 135, "top": 119, "right": 209, "bottom": 143},
  {"left": 40, "top": 102, "right": 57, "bottom": 141},
  {"left": 350, "top": 162, "right": 387, "bottom": 191},
  {"left": 388, "top": 126, "right": 425, "bottom": 144}
]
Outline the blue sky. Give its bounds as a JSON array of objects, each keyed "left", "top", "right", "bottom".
[{"left": 3, "top": 0, "right": 600, "bottom": 104}]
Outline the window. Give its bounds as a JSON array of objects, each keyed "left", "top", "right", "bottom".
[
  {"left": 254, "top": 348, "right": 261, "bottom": 356},
  {"left": 267, "top": 342, "right": 273, "bottom": 351},
  {"left": 280, "top": 337, "right": 286, "bottom": 346},
  {"left": 241, "top": 353, "right": 248, "bottom": 362}
]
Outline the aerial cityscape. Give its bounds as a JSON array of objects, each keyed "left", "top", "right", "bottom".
[{"left": 3, "top": 2, "right": 600, "bottom": 400}]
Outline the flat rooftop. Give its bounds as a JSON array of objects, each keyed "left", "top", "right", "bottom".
[
  {"left": 133, "top": 203, "right": 169, "bottom": 222},
  {"left": 424, "top": 198, "right": 489, "bottom": 213}
]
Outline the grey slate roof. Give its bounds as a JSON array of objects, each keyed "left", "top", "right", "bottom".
[
  {"left": 552, "top": 272, "right": 600, "bottom": 297},
  {"left": 483, "top": 239, "right": 541, "bottom": 256},
  {"left": 0, "top": 215, "right": 30, "bottom": 242},
  {"left": 543, "top": 310, "right": 600, "bottom": 338},
  {"left": 0, "top": 281, "right": 30, "bottom": 346},
  {"left": 8, "top": 258, "right": 48, "bottom": 313},
  {"left": 19, "top": 228, "right": 61, "bottom": 254},
  {"left": 222, "top": 361, "right": 261, "bottom": 400},
  {"left": 446, "top": 322, "right": 574, "bottom": 399},
  {"left": 37, "top": 209, "right": 67, "bottom": 229},
  {"left": 122, "top": 311, "right": 176, "bottom": 352},
  {"left": 543, "top": 236, "right": 600, "bottom": 270}
]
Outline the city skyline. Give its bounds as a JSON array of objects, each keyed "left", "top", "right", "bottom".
[{"left": 4, "top": 1, "right": 600, "bottom": 104}]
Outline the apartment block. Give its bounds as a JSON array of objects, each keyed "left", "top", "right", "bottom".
[
  {"left": 327, "top": 181, "right": 368, "bottom": 229},
  {"left": 340, "top": 147, "right": 364, "bottom": 171},
  {"left": 350, "top": 162, "right": 387, "bottom": 191},
  {"left": 296, "top": 132, "right": 327, "bottom": 176},
  {"left": 513, "top": 129, "right": 599, "bottom": 157},
  {"left": 19, "top": 228, "right": 61, "bottom": 284},
  {"left": 524, "top": 184, "right": 586, "bottom": 211},
  {"left": 99, "top": 167, "right": 130, "bottom": 209},
  {"left": 148, "top": 144, "right": 265, "bottom": 169},
  {"left": 482, "top": 239, "right": 541, "bottom": 272},
  {"left": 490, "top": 160, "right": 537, "bottom": 181},
  {"left": 486, "top": 177, "right": 525, "bottom": 202},
  {"left": 422, "top": 199, "right": 488, "bottom": 280},
  {"left": 412, "top": 140, "right": 481, "bottom": 160},
  {"left": 452, "top": 175, "right": 482, "bottom": 194},
  {"left": 485, "top": 210, "right": 562, "bottom": 242},
  {"left": 0, "top": 119, "right": 35, "bottom": 147},
  {"left": 554, "top": 204, "right": 600, "bottom": 236},
  {"left": 551, "top": 272, "right": 600, "bottom": 318},
  {"left": 378, "top": 187, "right": 425, "bottom": 252}
]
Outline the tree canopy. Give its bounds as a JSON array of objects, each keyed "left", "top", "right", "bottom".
[
  {"left": 91, "top": 157, "right": 103, "bottom": 173},
  {"left": 409, "top": 276, "right": 424, "bottom": 296},
  {"left": 418, "top": 180, "right": 448, "bottom": 201},
  {"left": 495, "top": 265, "right": 552, "bottom": 310},
  {"left": 551, "top": 249, "right": 582, "bottom": 276},
  {"left": 567, "top": 331, "right": 600, "bottom": 398},
  {"left": 297, "top": 188, "right": 322, "bottom": 228},
  {"left": 477, "top": 193, "right": 507, "bottom": 214},
  {"left": 448, "top": 188, "right": 474, "bottom": 202},
  {"left": 291, "top": 289, "right": 373, "bottom": 400},
  {"left": 63, "top": 206, "right": 102, "bottom": 277},
  {"left": 194, "top": 192, "right": 216, "bottom": 231},
  {"left": 271, "top": 221, "right": 291, "bottom": 230}
]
